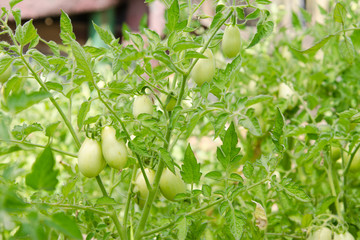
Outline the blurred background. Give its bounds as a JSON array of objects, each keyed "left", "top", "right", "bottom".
[{"left": 0, "top": 0, "right": 331, "bottom": 52}]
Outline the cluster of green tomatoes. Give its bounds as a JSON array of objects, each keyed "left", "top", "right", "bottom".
[
  {"left": 308, "top": 227, "right": 354, "bottom": 240},
  {"left": 78, "top": 95, "right": 185, "bottom": 207}
]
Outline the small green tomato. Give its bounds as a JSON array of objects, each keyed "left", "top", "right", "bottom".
[
  {"left": 334, "top": 231, "right": 354, "bottom": 240},
  {"left": 278, "top": 83, "right": 298, "bottom": 109},
  {"left": 133, "top": 95, "right": 153, "bottom": 118},
  {"left": 134, "top": 168, "right": 155, "bottom": 208},
  {"left": 78, "top": 138, "right": 106, "bottom": 178},
  {"left": 191, "top": 49, "right": 215, "bottom": 86},
  {"left": 159, "top": 168, "right": 186, "bottom": 201},
  {"left": 101, "top": 126, "right": 128, "bottom": 170},
  {"left": 222, "top": 25, "right": 241, "bottom": 58},
  {"left": 308, "top": 227, "right": 332, "bottom": 240}
]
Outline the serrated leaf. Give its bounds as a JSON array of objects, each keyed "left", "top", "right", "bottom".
[
  {"left": 270, "top": 107, "right": 285, "bottom": 152},
  {"left": 239, "top": 115, "right": 262, "bottom": 136},
  {"left": 202, "top": 184, "right": 212, "bottom": 197},
  {"left": 246, "top": 8, "right": 260, "bottom": 20},
  {"left": 7, "top": 90, "right": 51, "bottom": 113},
  {"left": 153, "top": 51, "right": 177, "bottom": 73},
  {"left": 96, "top": 196, "right": 117, "bottom": 205},
  {"left": 159, "top": 148, "right": 175, "bottom": 174},
  {"left": 243, "top": 161, "right": 254, "bottom": 179},
  {"left": 45, "top": 121, "right": 60, "bottom": 137},
  {"left": 181, "top": 144, "right": 201, "bottom": 184},
  {"left": 0, "top": 55, "right": 13, "bottom": 75},
  {"left": 247, "top": 21, "right": 273, "bottom": 48},
  {"left": 68, "top": 37, "right": 93, "bottom": 80},
  {"left": 339, "top": 36, "right": 355, "bottom": 64},
  {"left": 15, "top": 20, "right": 38, "bottom": 46},
  {"left": 279, "top": 178, "right": 311, "bottom": 202},
  {"left": 315, "top": 196, "right": 336, "bottom": 215},
  {"left": 173, "top": 41, "right": 202, "bottom": 52},
  {"left": 25, "top": 147, "right": 59, "bottom": 191},
  {"left": 60, "top": 11, "right": 75, "bottom": 44},
  {"left": 93, "top": 22, "right": 115, "bottom": 46},
  {"left": 44, "top": 212, "right": 82, "bottom": 239},
  {"left": 293, "top": 35, "right": 334, "bottom": 54},
  {"left": 245, "top": 95, "right": 272, "bottom": 107},
  {"left": 225, "top": 209, "right": 245, "bottom": 240},
  {"left": 166, "top": 0, "right": 179, "bottom": 32}
]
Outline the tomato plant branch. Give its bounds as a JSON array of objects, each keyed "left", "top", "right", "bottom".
[
  {"left": 1, "top": 139, "right": 77, "bottom": 158},
  {"left": 265, "top": 232, "right": 303, "bottom": 239},
  {"left": 123, "top": 167, "right": 138, "bottom": 236},
  {"left": 34, "top": 202, "right": 111, "bottom": 216},
  {"left": 325, "top": 153, "right": 342, "bottom": 219}
]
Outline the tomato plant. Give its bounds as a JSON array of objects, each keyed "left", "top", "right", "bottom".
[
  {"left": 334, "top": 232, "right": 355, "bottom": 240},
  {"left": 1, "top": 0, "right": 360, "bottom": 239}
]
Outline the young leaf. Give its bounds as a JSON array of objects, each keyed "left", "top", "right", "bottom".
[
  {"left": 333, "top": 2, "right": 346, "bottom": 24},
  {"left": 181, "top": 144, "right": 201, "bottom": 184},
  {"left": 293, "top": 35, "right": 334, "bottom": 54},
  {"left": 15, "top": 20, "right": 38, "bottom": 46},
  {"left": 25, "top": 147, "right": 59, "bottom": 191},
  {"left": 68, "top": 37, "right": 93, "bottom": 80},
  {"left": 93, "top": 22, "right": 116, "bottom": 46},
  {"left": 247, "top": 21, "right": 273, "bottom": 48},
  {"left": 166, "top": 0, "right": 179, "bottom": 32},
  {"left": 225, "top": 208, "right": 245, "bottom": 240},
  {"left": 278, "top": 178, "right": 311, "bottom": 202},
  {"left": 270, "top": 107, "right": 285, "bottom": 152},
  {"left": 339, "top": 36, "right": 355, "bottom": 64},
  {"left": 159, "top": 148, "right": 175, "bottom": 174},
  {"left": 77, "top": 100, "right": 91, "bottom": 130},
  {"left": 60, "top": 11, "right": 75, "bottom": 44},
  {"left": 216, "top": 122, "right": 241, "bottom": 170}
]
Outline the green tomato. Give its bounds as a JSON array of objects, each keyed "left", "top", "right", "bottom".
[
  {"left": 343, "top": 145, "right": 360, "bottom": 172},
  {"left": 0, "top": 64, "right": 11, "bottom": 84},
  {"left": 334, "top": 232, "right": 354, "bottom": 240},
  {"left": 331, "top": 146, "right": 341, "bottom": 161},
  {"left": 133, "top": 95, "right": 153, "bottom": 118},
  {"left": 278, "top": 83, "right": 298, "bottom": 109},
  {"left": 78, "top": 138, "right": 106, "bottom": 178},
  {"left": 191, "top": 49, "right": 215, "bottom": 86},
  {"left": 222, "top": 25, "right": 241, "bottom": 58},
  {"left": 160, "top": 93, "right": 177, "bottom": 111},
  {"left": 308, "top": 227, "right": 332, "bottom": 240},
  {"left": 134, "top": 168, "right": 155, "bottom": 208},
  {"left": 101, "top": 126, "right": 128, "bottom": 170},
  {"left": 159, "top": 168, "right": 186, "bottom": 201}
]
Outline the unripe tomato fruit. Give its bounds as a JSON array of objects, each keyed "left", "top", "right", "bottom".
[
  {"left": 331, "top": 146, "right": 341, "bottom": 161},
  {"left": 101, "top": 126, "right": 128, "bottom": 170},
  {"left": 334, "top": 232, "right": 354, "bottom": 240},
  {"left": 191, "top": 49, "right": 215, "bottom": 86},
  {"left": 159, "top": 168, "right": 186, "bottom": 201},
  {"left": 133, "top": 95, "right": 153, "bottom": 118},
  {"left": 134, "top": 168, "right": 155, "bottom": 208},
  {"left": 278, "top": 83, "right": 298, "bottom": 109},
  {"left": 78, "top": 138, "right": 106, "bottom": 178},
  {"left": 0, "top": 64, "right": 11, "bottom": 84},
  {"left": 160, "top": 93, "right": 177, "bottom": 112},
  {"left": 308, "top": 227, "right": 332, "bottom": 240},
  {"left": 343, "top": 146, "right": 360, "bottom": 172},
  {"left": 222, "top": 25, "right": 241, "bottom": 58}
]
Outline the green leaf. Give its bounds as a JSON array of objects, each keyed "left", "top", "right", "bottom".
[
  {"left": 293, "top": 35, "right": 334, "bottom": 54},
  {"left": 10, "top": 0, "right": 23, "bottom": 9},
  {"left": 7, "top": 90, "right": 51, "bottom": 113},
  {"left": 339, "top": 36, "right": 355, "bottom": 64},
  {"left": 235, "top": 7, "right": 245, "bottom": 20},
  {"left": 45, "top": 81, "right": 63, "bottom": 92},
  {"left": 173, "top": 41, "right": 202, "bottom": 52},
  {"left": 93, "top": 22, "right": 116, "bottom": 46},
  {"left": 28, "top": 49, "right": 50, "bottom": 70},
  {"left": 0, "top": 55, "right": 13, "bottom": 75},
  {"left": 127, "top": 32, "right": 144, "bottom": 50},
  {"left": 316, "top": 196, "right": 336, "bottom": 215},
  {"left": 15, "top": 20, "right": 38, "bottom": 46},
  {"left": 238, "top": 115, "right": 262, "bottom": 136},
  {"left": 279, "top": 178, "right": 311, "bottom": 202},
  {"left": 68, "top": 37, "right": 93, "bottom": 80},
  {"left": 333, "top": 2, "right": 346, "bottom": 24},
  {"left": 25, "top": 147, "right": 59, "bottom": 191},
  {"left": 216, "top": 122, "right": 241, "bottom": 170},
  {"left": 213, "top": 113, "right": 230, "bottom": 139},
  {"left": 176, "top": 216, "right": 187, "bottom": 240},
  {"left": 300, "top": 8, "right": 312, "bottom": 23},
  {"left": 245, "top": 95, "right": 272, "bottom": 107},
  {"left": 77, "top": 101, "right": 91, "bottom": 130},
  {"left": 225, "top": 208, "right": 245, "bottom": 240},
  {"left": 202, "top": 184, "right": 212, "bottom": 197},
  {"left": 96, "top": 196, "right": 117, "bottom": 205},
  {"left": 60, "top": 11, "right": 75, "bottom": 44},
  {"left": 243, "top": 161, "right": 254, "bottom": 179},
  {"left": 247, "top": 21, "right": 273, "bottom": 48},
  {"left": 292, "top": 11, "right": 302, "bottom": 29},
  {"left": 44, "top": 212, "right": 82, "bottom": 239},
  {"left": 12, "top": 123, "right": 43, "bottom": 140},
  {"left": 255, "top": 0, "right": 272, "bottom": 4},
  {"left": 299, "top": 138, "right": 329, "bottom": 163},
  {"left": 200, "top": 82, "right": 210, "bottom": 99},
  {"left": 270, "top": 107, "right": 285, "bottom": 152},
  {"left": 181, "top": 144, "right": 201, "bottom": 184},
  {"left": 205, "top": 171, "right": 222, "bottom": 180},
  {"left": 153, "top": 51, "right": 178, "bottom": 73},
  {"left": 166, "top": 0, "right": 179, "bottom": 32},
  {"left": 159, "top": 148, "right": 175, "bottom": 174},
  {"left": 45, "top": 121, "right": 61, "bottom": 137},
  {"left": 246, "top": 8, "right": 260, "bottom": 20}
]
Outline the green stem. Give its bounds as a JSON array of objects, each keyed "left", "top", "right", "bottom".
[
  {"left": 123, "top": 166, "right": 138, "bottom": 234},
  {"left": 1, "top": 139, "right": 77, "bottom": 158},
  {"left": 326, "top": 156, "right": 342, "bottom": 219},
  {"left": 34, "top": 202, "right": 110, "bottom": 216}
]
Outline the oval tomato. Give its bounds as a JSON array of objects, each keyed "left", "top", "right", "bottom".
[
  {"left": 78, "top": 138, "right": 106, "bottom": 178},
  {"left": 0, "top": 64, "right": 11, "bottom": 84},
  {"left": 334, "top": 232, "right": 354, "bottom": 240},
  {"left": 308, "top": 227, "right": 332, "bottom": 240},
  {"left": 191, "top": 49, "right": 215, "bottom": 86},
  {"left": 278, "top": 83, "right": 298, "bottom": 109},
  {"left": 331, "top": 145, "right": 341, "bottom": 161},
  {"left": 222, "top": 25, "right": 241, "bottom": 58},
  {"left": 101, "top": 126, "right": 128, "bottom": 170},
  {"left": 159, "top": 168, "right": 186, "bottom": 201},
  {"left": 134, "top": 168, "right": 155, "bottom": 208},
  {"left": 343, "top": 146, "right": 360, "bottom": 172},
  {"left": 133, "top": 95, "right": 153, "bottom": 118}
]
